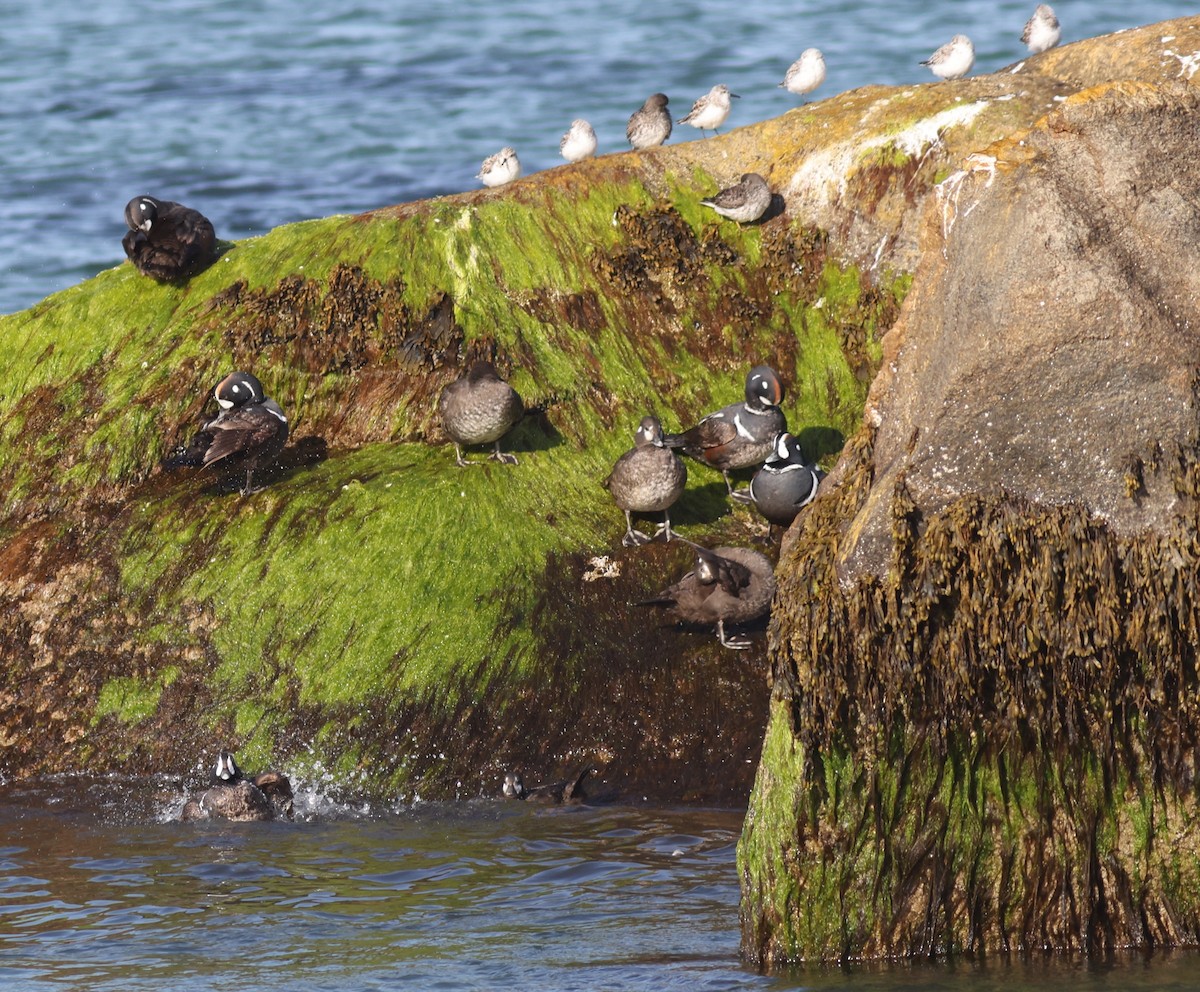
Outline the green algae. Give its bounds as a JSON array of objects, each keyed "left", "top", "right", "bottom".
[{"left": 94, "top": 667, "right": 180, "bottom": 727}]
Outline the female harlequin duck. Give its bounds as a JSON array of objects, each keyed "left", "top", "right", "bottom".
[
  {"left": 180, "top": 751, "right": 294, "bottom": 822},
  {"left": 122, "top": 195, "right": 217, "bottom": 282},
  {"left": 502, "top": 766, "right": 593, "bottom": 805},
  {"left": 603, "top": 415, "right": 687, "bottom": 546},
  {"left": 749, "top": 432, "right": 824, "bottom": 538},
  {"left": 193, "top": 371, "right": 289, "bottom": 495},
  {"left": 437, "top": 361, "right": 525, "bottom": 466},
  {"left": 638, "top": 543, "right": 776, "bottom": 650},
  {"left": 663, "top": 366, "right": 786, "bottom": 502}
]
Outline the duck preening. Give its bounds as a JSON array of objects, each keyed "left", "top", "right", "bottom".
[
  {"left": 122, "top": 195, "right": 217, "bottom": 282},
  {"left": 180, "top": 750, "right": 294, "bottom": 822},
  {"left": 638, "top": 542, "right": 776, "bottom": 650},
  {"left": 749, "top": 432, "right": 824, "bottom": 538}
]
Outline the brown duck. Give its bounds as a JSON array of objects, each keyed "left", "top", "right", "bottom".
[
  {"left": 438, "top": 361, "right": 525, "bottom": 466},
  {"left": 502, "top": 766, "right": 594, "bottom": 805},
  {"left": 638, "top": 543, "right": 776, "bottom": 649},
  {"left": 180, "top": 751, "right": 294, "bottom": 822},
  {"left": 122, "top": 195, "right": 217, "bottom": 282},
  {"left": 603, "top": 415, "right": 687, "bottom": 546}
]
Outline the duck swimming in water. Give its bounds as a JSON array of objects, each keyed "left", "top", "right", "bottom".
[
  {"left": 502, "top": 766, "right": 594, "bottom": 805},
  {"left": 180, "top": 751, "right": 294, "bottom": 822}
]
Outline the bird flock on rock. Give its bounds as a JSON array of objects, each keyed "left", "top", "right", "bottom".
[{"left": 116, "top": 4, "right": 1062, "bottom": 816}]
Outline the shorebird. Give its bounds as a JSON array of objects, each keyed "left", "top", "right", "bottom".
[
  {"left": 627, "top": 92, "right": 672, "bottom": 149},
  {"left": 779, "top": 48, "right": 826, "bottom": 99},
  {"left": 477, "top": 146, "right": 521, "bottom": 187},
  {"left": 560, "top": 118, "right": 598, "bottom": 163},
  {"left": 677, "top": 84, "right": 739, "bottom": 136},
  {"left": 1021, "top": 4, "right": 1061, "bottom": 54},
  {"left": 920, "top": 34, "right": 975, "bottom": 80},
  {"left": 700, "top": 173, "right": 771, "bottom": 224}
]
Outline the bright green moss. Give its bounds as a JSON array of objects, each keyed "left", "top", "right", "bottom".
[{"left": 94, "top": 667, "right": 180, "bottom": 726}]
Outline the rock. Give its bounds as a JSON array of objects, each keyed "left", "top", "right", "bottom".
[{"left": 744, "top": 45, "right": 1200, "bottom": 967}]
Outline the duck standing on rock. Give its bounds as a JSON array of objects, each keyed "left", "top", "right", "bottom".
[
  {"left": 662, "top": 365, "right": 786, "bottom": 502},
  {"left": 122, "top": 195, "right": 216, "bottom": 282},
  {"left": 749, "top": 432, "right": 824, "bottom": 539},
  {"left": 172, "top": 371, "right": 289, "bottom": 495},
  {"left": 638, "top": 543, "right": 776, "bottom": 650},
  {"left": 438, "top": 360, "right": 525, "bottom": 467},
  {"left": 603, "top": 415, "right": 687, "bottom": 546},
  {"left": 180, "top": 751, "right": 294, "bottom": 822}
]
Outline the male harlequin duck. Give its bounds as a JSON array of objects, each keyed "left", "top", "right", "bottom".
[
  {"left": 663, "top": 365, "right": 786, "bottom": 502},
  {"left": 603, "top": 415, "right": 687, "bottom": 547},
  {"left": 185, "top": 371, "right": 289, "bottom": 495},
  {"left": 638, "top": 543, "right": 776, "bottom": 650},
  {"left": 749, "top": 432, "right": 824, "bottom": 538},
  {"left": 179, "top": 751, "right": 294, "bottom": 822},
  {"left": 437, "top": 361, "right": 525, "bottom": 467},
  {"left": 122, "top": 195, "right": 217, "bottom": 282},
  {"left": 502, "top": 766, "right": 593, "bottom": 805}
]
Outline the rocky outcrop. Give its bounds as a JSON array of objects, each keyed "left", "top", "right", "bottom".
[{"left": 741, "top": 24, "right": 1200, "bottom": 964}]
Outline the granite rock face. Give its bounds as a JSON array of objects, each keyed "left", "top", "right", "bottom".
[{"left": 743, "top": 34, "right": 1200, "bottom": 966}]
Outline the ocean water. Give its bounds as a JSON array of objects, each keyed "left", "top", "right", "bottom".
[
  {"left": 0, "top": 0, "right": 1189, "bottom": 315},
  {"left": 3, "top": 778, "right": 1200, "bottom": 992}
]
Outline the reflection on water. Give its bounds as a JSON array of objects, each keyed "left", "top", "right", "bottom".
[{"left": 1, "top": 778, "right": 1199, "bottom": 991}]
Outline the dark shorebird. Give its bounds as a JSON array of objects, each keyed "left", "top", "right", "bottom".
[
  {"left": 437, "top": 361, "right": 525, "bottom": 466},
  {"left": 676, "top": 84, "right": 738, "bottom": 136},
  {"left": 603, "top": 415, "right": 688, "bottom": 547},
  {"left": 638, "top": 543, "right": 776, "bottom": 650},
  {"left": 503, "top": 766, "right": 593, "bottom": 805},
  {"left": 122, "top": 195, "right": 216, "bottom": 282},
  {"left": 626, "top": 93, "right": 672, "bottom": 149},
  {"left": 700, "top": 173, "right": 771, "bottom": 224},
  {"left": 749, "top": 432, "right": 824, "bottom": 538},
  {"left": 180, "top": 751, "right": 294, "bottom": 822},
  {"left": 663, "top": 365, "right": 786, "bottom": 502}
]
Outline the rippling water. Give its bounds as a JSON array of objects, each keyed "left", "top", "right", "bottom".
[
  {"left": 3, "top": 778, "right": 1200, "bottom": 991},
  {"left": 0, "top": 0, "right": 1189, "bottom": 314}
]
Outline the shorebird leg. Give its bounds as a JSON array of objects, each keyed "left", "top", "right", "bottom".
[{"left": 489, "top": 441, "right": 519, "bottom": 466}]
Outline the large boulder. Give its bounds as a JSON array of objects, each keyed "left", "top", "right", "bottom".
[{"left": 742, "top": 33, "right": 1200, "bottom": 965}]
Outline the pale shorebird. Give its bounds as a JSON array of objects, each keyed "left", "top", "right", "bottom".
[
  {"left": 700, "top": 173, "right": 772, "bottom": 224},
  {"left": 779, "top": 48, "right": 826, "bottom": 99},
  {"left": 559, "top": 119, "right": 598, "bottom": 163},
  {"left": 626, "top": 93, "right": 672, "bottom": 149},
  {"left": 477, "top": 146, "right": 521, "bottom": 187},
  {"left": 1021, "top": 4, "right": 1061, "bottom": 54},
  {"left": 677, "top": 84, "right": 739, "bottom": 136},
  {"left": 920, "top": 34, "right": 975, "bottom": 80}
]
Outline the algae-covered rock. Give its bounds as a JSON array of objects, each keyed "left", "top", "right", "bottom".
[{"left": 741, "top": 22, "right": 1200, "bottom": 964}]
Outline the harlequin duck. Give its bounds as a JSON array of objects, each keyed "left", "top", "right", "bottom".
[
  {"left": 603, "top": 415, "right": 688, "bottom": 547},
  {"left": 438, "top": 361, "right": 525, "bottom": 466},
  {"left": 749, "top": 433, "right": 824, "bottom": 538},
  {"left": 638, "top": 543, "right": 776, "bottom": 650},
  {"left": 662, "top": 366, "right": 786, "bottom": 502},
  {"left": 502, "top": 766, "right": 593, "bottom": 805},
  {"left": 179, "top": 751, "right": 294, "bottom": 822},
  {"left": 122, "top": 195, "right": 217, "bottom": 282},
  {"left": 187, "top": 371, "right": 289, "bottom": 495}
]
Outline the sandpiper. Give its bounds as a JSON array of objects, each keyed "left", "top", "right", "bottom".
[
  {"left": 677, "top": 84, "right": 738, "bottom": 136},
  {"left": 1021, "top": 4, "right": 1061, "bottom": 54},
  {"left": 700, "top": 173, "right": 771, "bottom": 224},
  {"left": 560, "top": 119, "right": 598, "bottom": 163},
  {"left": 779, "top": 48, "right": 826, "bottom": 99},
  {"left": 477, "top": 146, "right": 521, "bottom": 187},
  {"left": 627, "top": 93, "right": 672, "bottom": 149},
  {"left": 920, "top": 34, "right": 975, "bottom": 80}
]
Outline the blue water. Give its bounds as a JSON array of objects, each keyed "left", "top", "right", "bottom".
[
  {"left": 0, "top": 0, "right": 1189, "bottom": 314},
  {"left": 2, "top": 778, "right": 1200, "bottom": 991}
]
